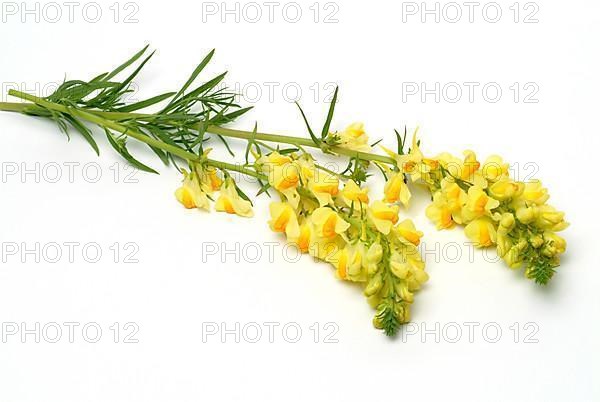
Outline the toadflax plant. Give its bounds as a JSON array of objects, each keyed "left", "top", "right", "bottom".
[{"left": 0, "top": 46, "right": 568, "bottom": 336}]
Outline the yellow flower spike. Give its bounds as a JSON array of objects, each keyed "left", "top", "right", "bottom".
[
  {"left": 425, "top": 192, "right": 455, "bottom": 229},
  {"left": 481, "top": 155, "right": 510, "bottom": 182},
  {"left": 337, "top": 122, "right": 371, "bottom": 152},
  {"left": 308, "top": 170, "right": 339, "bottom": 207},
  {"left": 519, "top": 180, "right": 549, "bottom": 205},
  {"left": 464, "top": 218, "right": 497, "bottom": 247},
  {"left": 175, "top": 170, "right": 210, "bottom": 211},
  {"left": 394, "top": 219, "right": 423, "bottom": 246},
  {"left": 340, "top": 179, "right": 369, "bottom": 207},
  {"left": 310, "top": 207, "right": 351, "bottom": 239},
  {"left": 368, "top": 200, "right": 400, "bottom": 235},
  {"left": 463, "top": 185, "right": 500, "bottom": 221},
  {"left": 383, "top": 171, "right": 411, "bottom": 208},
  {"left": 488, "top": 178, "right": 525, "bottom": 201},
  {"left": 268, "top": 201, "right": 300, "bottom": 238},
  {"left": 214, "top": 179, "right": 254, "bottom": 218}
]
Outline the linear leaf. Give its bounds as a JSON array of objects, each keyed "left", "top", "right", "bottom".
[
  {"left": 64, "top": 114, "right": 99, "bottom": 155},
  {"left": 116, "top": 91, "right": 176, "bottom": 112},
  {"left": 103, "top": 45, "right": 150, "bottom": 81},
  {"left": 105, "top": 129, "right": 158, "bottom": 174},
  {"left": 321, "top": 86, "right": 338, "bottom": 139}
]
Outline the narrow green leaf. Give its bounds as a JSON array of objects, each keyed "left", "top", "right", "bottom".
[
  {"left": 321, "top": 86, "right": 338, "bottom": 140},
  {"left": 105, "top": 129, "right": 158, "bottom": 174},
  {"left": 103, "top": 44, "right": 150, "bottom": 81},
  {"left": 116, "top": 91, "right": 176, "bottom": 112},
  {"left": 295, "top": 101, "right": 320, "bottom": 146},
  {"left": 64, "top": 114, "right": 99, "bottom": 155},
  {"left": 166, "top": 49, "right": 215, "bottom": 108}
]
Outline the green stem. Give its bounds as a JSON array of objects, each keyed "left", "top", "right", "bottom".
[
  {"left": 0, "top": 100, "right": 397, "bottom": 166},
  {"left": 3, "top": 93, "right": 265, "bottom": 180},
  {"left": 204, "top": 125, "right": 396, "bottom": 165}
]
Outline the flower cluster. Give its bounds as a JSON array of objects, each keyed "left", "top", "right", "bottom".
[
  {"left": 386, "top": 133, "right": 568, "bottom": 284},
  {"left": 175, "top": 151, "right": 254, "bottom": 218},
  {"left": 257, "top": 149, "right": 428, "bottom": 336}
]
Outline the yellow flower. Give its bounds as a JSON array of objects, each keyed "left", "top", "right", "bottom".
[
  {"left": 543, "top": 232, "right": 567, "bottom": 256},
  {"left": 272, "top": 164, "right": 301, "bottom": 208},
  {"left": 308, "top": 170, "right": 339, "bottom": 207},
  {"left": 310, "top": 207, "right": 351, "bottom": 239},
  {"left": 463, "top": 185, "right": 500, "bottom": 221},
  {"left": 340, "top": 180, "right": 369, "bottom": 207},
  {"left": 459, "top": 151, "right": 488, "bottom": 188},
  {"left": 175, "top": 170, "right": 210, "bottom": 211},
  {"left": 258, "top": 151, "right": 293, "bottom": 168},
  {"left": 333, "top": 244, "right": 365, "bottom": 281},
  {"left": 465, "top": 218, "right": 497, "bottom": 247},
  {"left": 337, "top": 122, "right": 371, "bottom": 152},
  {"left": 308, "top": 235, "right": 344, "bottom": 263},
  {"left": 519, "top": 180, "right": 549, "bottom": 205},
  {"left": 368, "top": 201, "right": 400, "bottom": 235},
  {"left": 488, "top": 178, "right": 524, "bottom": 201},
  {"left": 363, "top": 242, "right": 383, "bottom": 275},
  {"left": 383, "top": 129, "right": 438, "bottom": 183},
  {"left": 536, "top": 205, "right": 569, "bottom": 231},
  {"left": 481, "top": 155, "right": 509, "bottom": 182},
  {"left": 498, "top": 212, "right": 516, "bottom": 231},
  {"left": 295, "top": 155, "right": 316, "bottom": 183},
  {"left": 394, "top": 219, "right": 423, "bottom": 246},
  {"left": 440, "top": 178, "right": 467, "bottom": 222},
  {"left": 503, "top": 245, "right": 523, "bottom": 268},
  {"left": 383, "top": 171, "right": 411, "bottom": 208},
  {"left": 215, "top": 179, "right": 254, "bottom": 218},
  {"left": 425, "top": 192, "right": 455, "bottom": 229},
  {"left": 288, "top": 220, "right": 312, "bottom": 253},
  {"left": 496, "top": 230, "right": 513, "bottom": 258},
  {"left": 515, "top": 205, "right": 537, "bottom": 224},
  {"left": 268, "top": 202, "right": 300, "bottom": 238},
  {"left": 203, "top": 166, "right": 223, "bottom": 192},
  {"left": 259, "top": 151, "right": 301, "bottom": 208},
  {"left": 389, "top": 251, "right": 428, "bottom": 301}
]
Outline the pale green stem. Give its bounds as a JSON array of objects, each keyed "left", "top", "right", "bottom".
[
  {"left": 0, "top": 101, "right": 397, "bottom": 166},
  {"left": 2, "top": 94, "right": 265, "bottom": 180}
]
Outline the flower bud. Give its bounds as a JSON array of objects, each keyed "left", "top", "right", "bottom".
[
  {"left": 516, "top": 206, "right": 537, "bottom": 224},
  {"left": 364, "top": 273, "right": 383, "bottom": 297},
  {"left": 530, "top": 235, "right": 544, "bottom": 248},
  {"left": 500, "top": 213, "right": 515, "bottom": 230}
]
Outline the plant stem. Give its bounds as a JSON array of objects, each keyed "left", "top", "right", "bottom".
[
  {"left": 3, "top": 93, "right": 265, "bottom": 180},
  {"left": 204, "top": 125, "right": 396, "bottom": 165},
  {"left": 0, "top": 100, "right": 397, "bottom": 166}
]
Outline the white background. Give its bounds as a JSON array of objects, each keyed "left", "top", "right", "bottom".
[{"left": 0, "top": 0, "right": 598, "bottom": 401}]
